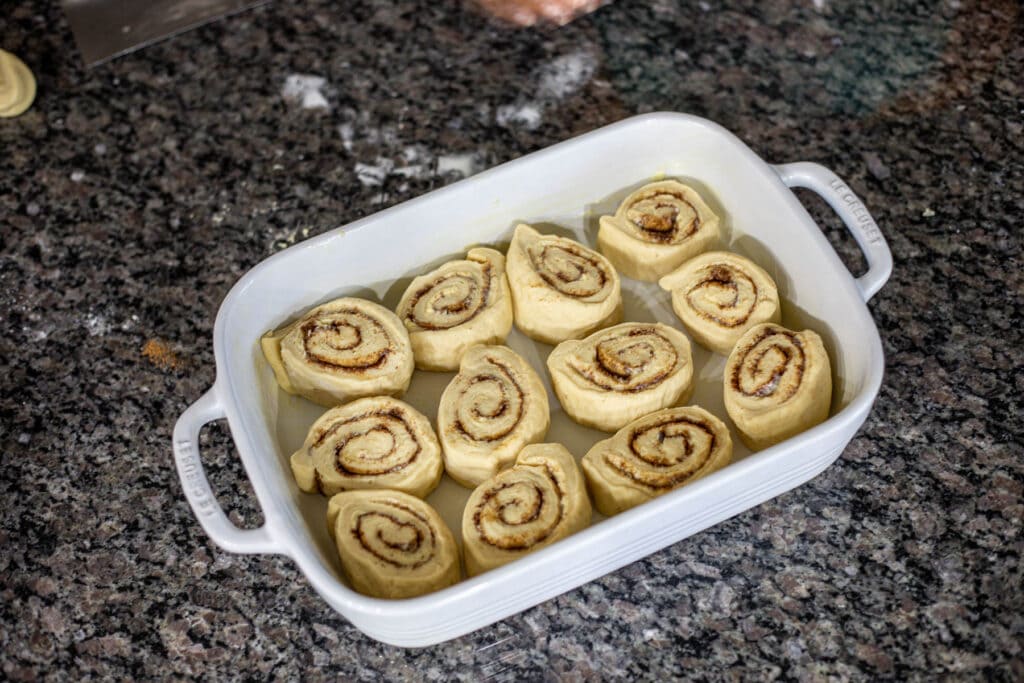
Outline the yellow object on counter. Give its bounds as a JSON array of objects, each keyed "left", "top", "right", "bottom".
[{"left": 0, "top": 49, "right": 36, "bottom": 118}]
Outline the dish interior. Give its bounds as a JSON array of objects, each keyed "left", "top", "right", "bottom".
[{"left": 215, "top": 116, "right": 875, "bottom": 596}]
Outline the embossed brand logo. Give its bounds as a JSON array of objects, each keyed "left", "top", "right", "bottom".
[
  {"left": 175, "top": 440, "right": 217, "bottom": 517},
  {"left": 829, "top": 178, "right": 883, "bottom": 245}
]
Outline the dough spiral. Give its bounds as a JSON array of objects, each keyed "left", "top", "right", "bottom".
[
  {"left": 396, "top": 247, "right": 513, "bottom": 371},
  {"left": 506, "top": 223, "right": 622, "bottom": 344},
  {"left": 547, "top": 322, "right": 694, "bottom": 432},
  {"left": 437, "top": 345, "right": 550, "bottom": 488},
  {"left": 598, "top": 180, "right": 720, "bottom": 281},
  {"left": 582, "top": 406, "right": 732, "bottom": 516},
  {"left": 461, "top": 443, "right": 591, "bottom": 577},
  {"left": 290, "top": 396, "right": 443, "bottom": 499},
  {"left": 724, "top": 323, "right": 832, "bottom": 450},
  {"left": 327, "top": 490, "right": 460, "bottom": 599},
  {"left": 261, "top": 297, "right": 414, "bottom": 406},
  {"left": 659, "top": 251, "right": 781, "bottom": 355}
]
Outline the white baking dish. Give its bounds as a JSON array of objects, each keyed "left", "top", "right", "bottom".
[{"left": 173, "top": 112, "right": 891, "bottom": 647}]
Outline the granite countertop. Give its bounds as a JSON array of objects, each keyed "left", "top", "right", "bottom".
[{"left": 2, "top": 0, "right": 1021, "bottom": 678}]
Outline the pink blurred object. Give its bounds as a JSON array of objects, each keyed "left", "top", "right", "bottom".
[{"left": 475, "top": 0, "right": 608, "bottom": 26}]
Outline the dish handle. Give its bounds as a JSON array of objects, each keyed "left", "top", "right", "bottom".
[
  {"left": 773, "top": 162, "right": 892, "bottom": 302},
  {"left": 173, "top": 387, "right": 282, "bottom": 554}
]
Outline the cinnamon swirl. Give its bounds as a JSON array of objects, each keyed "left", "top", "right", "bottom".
[
  {"left": 396, "top": 247, "right": 514, "bottom": 371},
  {"left": 506, "top": 223, "right": 622, "bottom": 344},
  {"left": 261, "top": 297, "right": 414, "bottom": 406},
  {"left": 290, "top": 396, "right": 443, "bottom": 499},
  {"left": 723, "top": 323, "right": 832, "bottom": 450},
  {"left": 598, "top": 180, "right": 720, "bottom": 281},
  {"left": 658, "top": 251, "right": 781, "bottom": 355},
  {"left": 327, "top": 490, "right": 460, "bottom": 599},
  {"left": 461, "top": 443, "right": 591, "bottom": 577},
  {"left": 582, "top": 406, "right": 732, "bottom": 516},
  {"left": 547, "top": 322, "right": 694, "bottom": 432},
  {"left": 437, "top": 345, "right": 550, "bottom": 488}
]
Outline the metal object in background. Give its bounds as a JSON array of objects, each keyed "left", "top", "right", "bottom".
[{"left": 62, "top": 0, "right": 268, "bottom": 66}]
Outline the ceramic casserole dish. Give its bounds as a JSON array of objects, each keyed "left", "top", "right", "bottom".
[{"left": 173, "top": 112, "right": 892, "bottom": 647}]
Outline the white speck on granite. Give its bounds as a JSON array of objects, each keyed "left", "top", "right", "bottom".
[
  {"left": 392, "top": 164, "right": 425, "bottom": 179},
  {"left": 496, "top": 103, "right": 542, "bottom": 130},
  {"left": 538, "top": 50, "right": 597, "bottom": 100},
  {"left": 85, "top": 313, "right": 110, "bottom": 337},
  {"left": 496, "top": 51, "right": 594, "bottom": 132},
  {"left": 281, "top": 74, "right": 330, "bottom": 110},
  {"left": 338, "top": 123, "right": 354, "bottom": 150},
  {"left": 400, "top": 146, "right": 422, "bottom": 162},
  {"left": 437, "top": 153, "right": 478, "bottom": 177},
  {"left": 355, "top": 159, "right": 394, "bottom": 186}
]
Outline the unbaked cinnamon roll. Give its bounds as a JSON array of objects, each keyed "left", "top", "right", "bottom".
[
  {"left": 582, "top": 406, "right": 732, "bottom": 516},
  {"left": 547, "top": 322, "right": 694, "bottom": 432},
  {"left": 461, "top": 443, "right": 591, "bottom": 577},
  {"left": 723, "top": 323, "right": 832, "bottom": 450},
  {"left": 396, "top": 247, "right": 514, "bottom": 371},
  {"left": 290, "top": 396, "right": 443, "bottom": 499},
  {"left": 437, "top": 345, "right": 550, "bottom": 488},
  {"left": 327, "top": 490, "right": 460, "bottom": 599},
  {"left": 261, "top": 297, "right": 414, "bottom": 406},
  {"left": 506, "top": 223, "right": 622, "bottom": 344},
  {"left": 598, "top": 180, "right": 720, "bottom": 281},
  {"left": 658, "top": 251, "right": 781, "bottom": 355}
]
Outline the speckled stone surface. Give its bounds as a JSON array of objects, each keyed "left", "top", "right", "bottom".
[{"left": 2, "top": 0, "right": 1022, "bottom": 679}]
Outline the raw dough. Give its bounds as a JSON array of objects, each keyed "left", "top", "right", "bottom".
[
  {"left": 327, "top": 490, "right": 460, "bottom": 599},
  {"left": 396, "top": 247, "right": 513, "bottom": 371},
  {"left": 506, "top": 223, "right": 622, "bottom": 344},
  {"left": 723, "top": 322, "right": 832, "bottom": 450},
  {"left": 582, "top": 405, "right": 732, "bottom": 516},
  {"left": 461, "top": 443, "right": 591, "bottom": 577},
  {"left": 659, "top": 251, "right": 780, "bottom": 355},
  {"left": 261, "top": 297, "right": 414, "bottom": 406},
  {"left": 547, "top": 322, "right": 693, "bottom": 432},
  {"left": 598, "top": 179, "right": 720, "bottom": 281},
  {"left": 290, "top": 396, "right": 443, "bottom": 499},
  {"left": 437, "top": 345, "right": 550, "bottom": 488}
]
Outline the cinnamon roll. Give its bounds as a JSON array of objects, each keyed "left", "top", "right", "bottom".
[
  {"left": 461, "top": 443, "right": 591, "bottom": 577},
  {"left": 582, "top": 406, "right": 732, "bottom": 516},
  {"left": 723, "top": 323, "right": 832, "bottom": 450},
  {"left": 598, "top": 180, "right": 720, "bottom": 281},
  {"left": 326, "top": 490, "right": 460, "bottom": 599},
  {"left": 290, "top": 396, "right": 443, "bottom": 499},
  {"left": 260, "top": 297, "right": 414, "bottom": 406},
  {"left": 547, "top": 322, "right": 694, "bottom": 432},
  {"left": 396, "top": 247, "right": 514, "bottom": 371},
  {"left": 506, "top": 223, "right": 622, "bottom": 345},
  {"left": 658, "top": 251, "right": 781, "bottom": 355},
  {"left": 437, "top": 345, "right": 550, "bottom": 488}
]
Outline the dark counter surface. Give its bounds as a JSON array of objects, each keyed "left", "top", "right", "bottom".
[{"left": 2, "top": 0, "right": 1021, "bottom": 678}]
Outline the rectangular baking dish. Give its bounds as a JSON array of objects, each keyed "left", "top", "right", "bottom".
[{"left": 173, "top": 112, "right": 891, "bottom": 647}]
